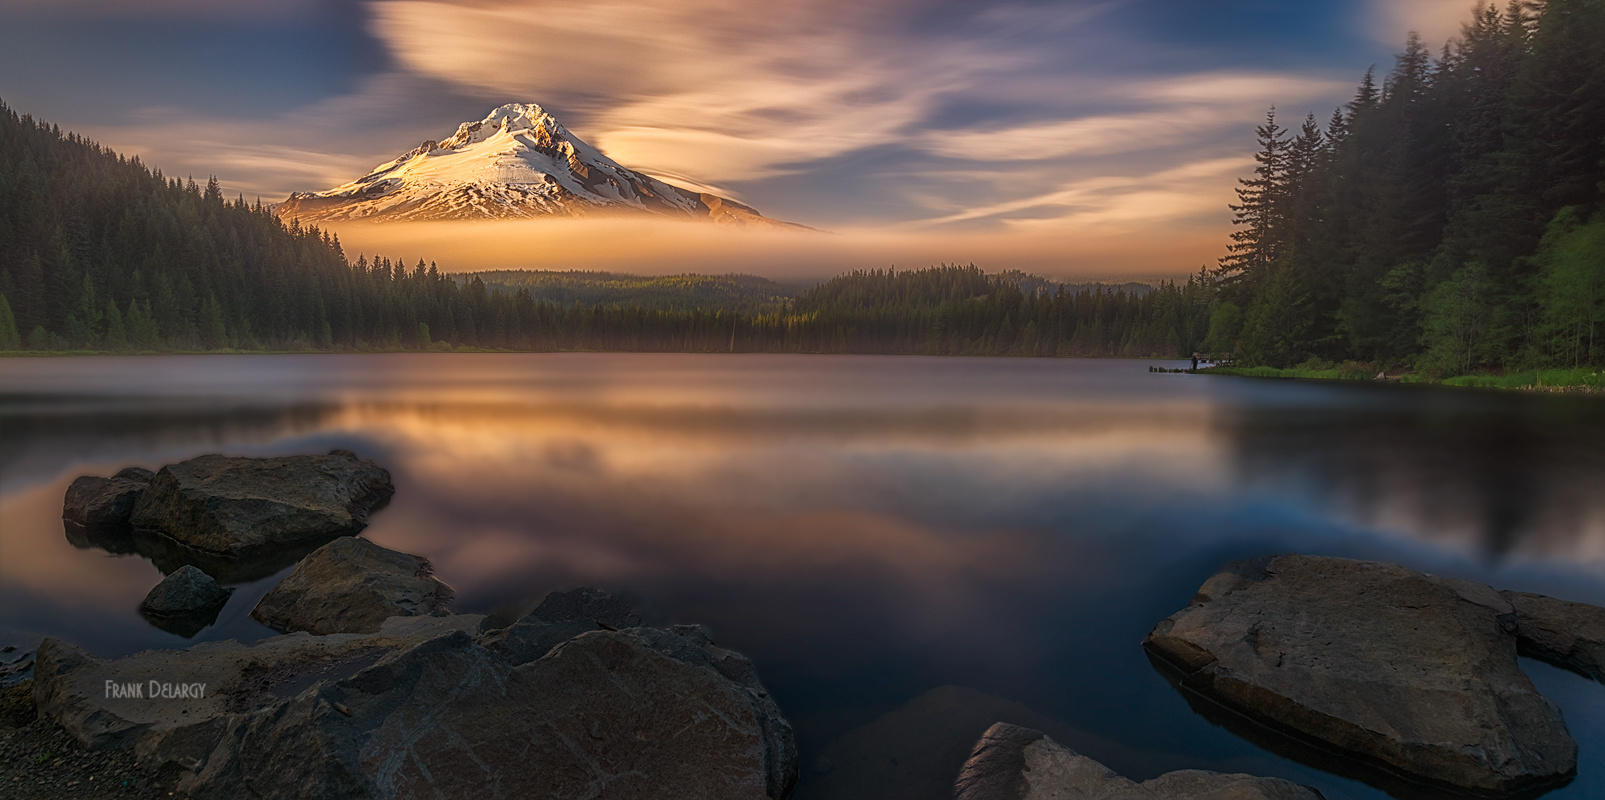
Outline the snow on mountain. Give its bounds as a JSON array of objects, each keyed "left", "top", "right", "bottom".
[{"left": 276, "top": 103, "right": 798, "bottom": 227}]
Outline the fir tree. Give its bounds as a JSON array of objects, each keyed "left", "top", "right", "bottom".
[{"left": 1218, "top": 108, "right": 1289, "bottom": 294}]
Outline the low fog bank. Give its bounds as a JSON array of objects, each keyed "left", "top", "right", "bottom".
[{"left": 324, "top": 218, "right": 1213, "bottom": 282}]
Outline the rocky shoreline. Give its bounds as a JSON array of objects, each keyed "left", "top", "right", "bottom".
[{"left": 11, "top": 453, "right": 1604, "bottom": 798}]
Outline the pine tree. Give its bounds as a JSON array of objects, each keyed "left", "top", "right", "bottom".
[{"left": 104, "top": 299, "right": 128, "bottom": 350}]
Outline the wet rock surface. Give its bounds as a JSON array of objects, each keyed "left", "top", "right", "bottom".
[
  {"left": 129, "top": 450, "right": 394, "bottom": 561},
  {"left": 1145, "top": 555, "right": 1580, "bottom": 797},
  {"left": 0, "top": 647, "right": 33, "bottom": 689},
  {"left": 954, "top": 722, "right": 1324, "bottom": 800},
  {"left": 1504, "top": 590, "right": 1605, "bottom": 683},
  {"left": 251, "top": 537, "right": 453, "bottom": 635},
  {"left": 137, "top": 566, "right": 232, "bottom": 638},
  {"left": 62, "top": 467, "right": 153, "bottom": 530}
]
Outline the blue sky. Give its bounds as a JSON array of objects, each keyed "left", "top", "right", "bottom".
[{"left": 0, "top": 0, "right": 1479, "bottom": 277}]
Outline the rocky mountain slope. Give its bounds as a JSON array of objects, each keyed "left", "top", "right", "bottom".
[{"left": 276, "top": 103, "right": 796, "bottom": 226}]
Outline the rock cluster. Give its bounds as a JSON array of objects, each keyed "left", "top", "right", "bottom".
[
  {"left": 47, "top": 452, "right": 804, "bottom": 798},
  {"left": 1146, "top": 555, "right": 1600, "bottom": 797},
  {"left": 62, "top": 450, "right": 395, "bottom": 582},
  {"left": 34, "top": 589, "right": 797, "bottom": 800}
]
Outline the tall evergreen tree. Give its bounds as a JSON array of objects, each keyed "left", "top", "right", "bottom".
[{"left": 1218, "top": 108, "right": 1289, "bottom": 296}]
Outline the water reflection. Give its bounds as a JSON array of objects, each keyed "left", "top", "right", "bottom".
[
  {"left": 1216, "top": 388, "right": 1605, "bottom": 562},
  {"left": 1, "top": 354, "right": 1602, "bottom": 800}
]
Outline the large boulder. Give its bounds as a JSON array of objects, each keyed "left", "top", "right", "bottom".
[
  {"left": 954, "top": 723, "right": 1323, "bottom": 800},
  {"left": 1504, "top": 590, "right": 1605, "bottom": 683},
  {"left": 129, "top": 450, "right": 394, "bottom": 561},
  {"left": 33, "top": 592, "right": 796, "bottom": 800},
  {"left": 251, "top": 537, "right": 453, "bottom": 635},
  {"left": 139, "top": 565, "right": 233, "bottom": 637},
  {"left": 62, "top": 466, "right": 153, "bottom": 529},
  {"left": 1145, "top": 555, "right": 1577, "bottom": 797}
]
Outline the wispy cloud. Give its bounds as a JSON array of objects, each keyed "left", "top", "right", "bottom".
[
  {"left": 367, "top": 0, "right": 1039, "bottom": 182},
  {"left": 913, "top": 156, "right": 1249, "bottom": 229},
  {"left": 1363, "top": 0, "right": 1481, "bottom": 47},
  {"left": 917, "top": 73, "right": 1349, "bottom": 162}
]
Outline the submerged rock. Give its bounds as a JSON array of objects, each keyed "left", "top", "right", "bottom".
[
  {"left": 806, "top": 684, "right": 1185, "bottom": 800},
  {"left": 138, "top": 565, "right": 232, "bottom": 637},
  {"left": 1145, "top": 555, "right": 1577, "bottom": 797},
  {"left": 140, "top": 565, "right": 231, "bottom": 617},
  {"left": 0, "top": 646, "right": 33, "bottom": 689},
  {"left": 34, "top": 591, "right": 796, "bottom": 800},
  {"left": 1504, "top": 590, "right": 1605, "bottom": 683},
  {"left": 129, "top": 450, "right": 394, "bottom": 561},
  {"left": 62, "top": 466, "right": 153, "bottom": 529},
  {"left": 251, "top": 536, "right": 454, "bottom": 635},
  {"left": 954, "top": 722, "right": 1323, "bottom": 800}
]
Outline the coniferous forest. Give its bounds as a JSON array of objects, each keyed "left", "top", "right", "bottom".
[
  {"left": 1211, "top": 0, "right": 1605, "bottom": 374},
  {"left": 0, "top": 100, "right": 1208, "bottom": 358}
]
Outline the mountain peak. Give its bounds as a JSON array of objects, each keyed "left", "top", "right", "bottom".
[
  {"left": 276, "top": 102, "right": 802, "bottom": 228},
  {"left": 435, "top": 102, "right": 573, "bottom": 153},
  {"left": 482, "top": 102, "right": 558, "bottom": 127}
]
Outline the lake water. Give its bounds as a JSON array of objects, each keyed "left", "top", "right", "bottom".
[{"left": 1, "top": 354, "right": 1602, "bottom": 799}]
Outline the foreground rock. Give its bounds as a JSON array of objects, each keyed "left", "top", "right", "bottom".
[
  {"left": 34, "top": 589, "right": 796, "bottom": 799},
  {"left": 1146, "top": 555, "right": 1577, "bottom": 797},
  {"left": 251, "top": 537, "right": 453, "bottom": 635},
  {"left": 62, "top": 467, "right": 153, "bottom": 529},
  {"left": 955, "top": 723, "right": 1322, "bottom": 800},
  {"left": 1504, "top": 590, "right": 1605, "bottom": 683},
  {"left": 129, "top": 449, "right": 394, "bottom": 561},
  {"left": 138, "top": 566, "right": 232, "bottom": 637}
]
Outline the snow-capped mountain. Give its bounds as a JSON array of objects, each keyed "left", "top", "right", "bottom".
[{"left": 276, "top": 103, "right": 796, "bottom": 226}]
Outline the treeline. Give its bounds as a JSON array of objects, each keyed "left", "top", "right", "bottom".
[
  {"left": 779, "top": 265, "right": 1210, "bottom": 357},
  {"left": 0, "top": 100, "right": 1206, "bottom": 358},
  {"left": 1211, "top": 0, "right": 1605, "bottom": 373},
  {"left": 466, "top": 270, "right": 794, "bottom": 313}
]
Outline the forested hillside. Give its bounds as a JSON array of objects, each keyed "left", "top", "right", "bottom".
[
  {"left": 0, "top": 100, "right": 1203, "bottom": 357},
  {"left": 1212, "top": 0, "right": 1605, "bottom": 373}
]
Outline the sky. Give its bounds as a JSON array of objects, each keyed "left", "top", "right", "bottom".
[{"left": 0, "top": 0, "right": 1481, "bottom": 280}]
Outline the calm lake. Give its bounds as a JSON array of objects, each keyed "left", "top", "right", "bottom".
[{"left": 2, "top": 354, "right": 1602, "bottom": 799}]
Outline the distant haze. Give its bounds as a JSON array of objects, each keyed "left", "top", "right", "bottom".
[{"left": 328, "top": 218, "right": 1211, "bottom": 282}]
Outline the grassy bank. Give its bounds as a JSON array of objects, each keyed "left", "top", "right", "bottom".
[{"left": 1201, "top": 364, "right": 1605, "bottom": 394}]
